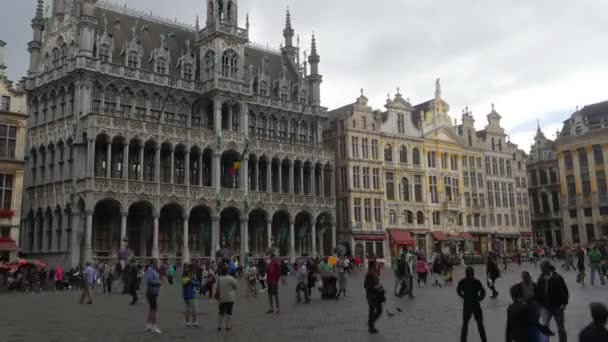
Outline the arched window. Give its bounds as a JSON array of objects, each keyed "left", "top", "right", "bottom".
[
  {"left": 498, "top": 139, "right": 502, "bottom": 151},
  {"left": 389, "top": 210, "right": 396, "bottom": 224},
  {"left": 222, "top": 49, "right": 238, "bottom": 78},
  {"left": 52, "top": 48, "right": 60, "bottom": 68},
  {"left": 156, "top": 57, "right": 167, "bottom": 74},
  {"left": 491, "top": 138, "right": 495, "bottom": 151},
  {"left": 127, "top": 51, "right": 138, "bottom": 68},
  {"left": 135, "top": 90, "right": 147, "bottom": 119},
  {"left": 362, "top": 117, "right": 367, "bottom": 129},
  {"left": 257, "top": 113, "right": 267, "bottom": 138},
  {"left": 248, "top": 112, "right": 256, "bottom": 137},
  {"left": 99, "top": 44, "right": 111, "bottom": 62},
  {"left": 183, "top": 63, "right": 193, "bottom": 80},
  {"left": 412, "top": 147, "right": 420, "bottom": 166},
  {"left": 91, "top": 84, "right": 103, "bottom": 112},
  {"left": 407, "top": 211, "right": 414, "bottom": 224},
  {"left": 401, "top": 177, "right": 410, "bottom": 201},
  {"left": 299, "top": 121, "right": 308, "bottom": 142},
  {"left": 281, "top": 86, "right": 289, "bottom": 101},
  {"left": 279, "top": 118, "right": 288, "bottom": 140},
  {"left": 292, "top": 86, "right": 299, "bottom": 102},
  {"left": 467, "top": 129, "right": 473, "bottom": 147},
  {"left": 399, "top": 145, "right": 407, "bottom": 163},
  {"left": 268, "top": 115, "right": 277, "bottom": 139},
  {"left": 417, "top": 211, "right": 424, "bottom": 225},
  {"left": 59, "top": 44, "right": 67, "bottom": 65},
  {"left": 205, "top": 51, "right": 215, "bottom": 79},
  {"left": 259, "top": 81, "right": 268, "bottom": 96},
  {"left": 384, "top": 144, "right": 393, "bottom": 162}
]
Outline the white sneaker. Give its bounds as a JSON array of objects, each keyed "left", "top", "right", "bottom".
[
  {"left": 144, "top": 324, "right": 153, "bottom": 332},
  {"left": 151, "top": 325, "right": 162, "bottom": 334},
  {"left": 186, "top": 322, "right": 192, "bottom": 328},
  {"left": 191, "top": 322, "right": 200, "bottom": 328}
]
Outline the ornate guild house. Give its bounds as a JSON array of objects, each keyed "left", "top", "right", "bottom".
[{"left": 22, "top": 0, "right": 336, "bottom": 267}]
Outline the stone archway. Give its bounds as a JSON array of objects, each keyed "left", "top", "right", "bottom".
[
  {"left": 316, "top": 212, "right": 334, "bottom": 256},
  {"left": 92, "top": 199, "right": 122, "bottom": 256},
  {"left": 220, "top": 207, "right": 241, "bottom": 257},
  {"left": 159, "top": 203, "right": 184, "bottom": 259},
  {"left": 248, "top": 209, "right": 268, "bottom": 255},
  {"left": 127, "top": 201, "right": 154, "bottom": 257},
  {"left": 189, "top": 206, "right": 212, "bottom": 257},
  {"left": 294, "top": 212, "right": 312, "bottom": 256},
  {"left": 272, "top": 211, "right": 290, "bottom": 257}
]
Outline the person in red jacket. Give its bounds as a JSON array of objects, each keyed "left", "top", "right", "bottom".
[{"left": 265, "top": 253, "right": 281, "bottom": 314}]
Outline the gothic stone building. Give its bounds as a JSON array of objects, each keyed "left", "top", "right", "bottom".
[{"left": 22, "top": 0, "right": 335, "bottom": 267}]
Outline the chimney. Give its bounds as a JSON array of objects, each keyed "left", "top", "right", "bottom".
[{"left": 0, "top": 40, "right": 6, "bottom": 77}]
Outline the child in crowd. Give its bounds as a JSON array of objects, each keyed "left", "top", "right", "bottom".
[{"left": 182, "top": 268, "right": 200, "bottom": 328}]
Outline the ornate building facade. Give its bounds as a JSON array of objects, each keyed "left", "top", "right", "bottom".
[
  {"left": 0, "top": 41, "right": 28, "bottom": 262},
  {"left": 22, "top": 0, "right": 335, "bottom": 267},
  {"left": 555, "top": 102, "right": 608, "bottom": 244},
  {"left": 527, "top": 125, "right": 562, "bottom": 247},
  {"left": 325, "top": 81, "right": 531, "bottom": 264}
]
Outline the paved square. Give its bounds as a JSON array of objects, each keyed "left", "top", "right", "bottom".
[{"left": 0, "top": 262, "right": 604, "bottom": 342}]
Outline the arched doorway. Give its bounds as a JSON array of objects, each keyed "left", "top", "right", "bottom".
[
  {"left": 159, "top": 203, "right": 184, "bottom": 259},
  {"left": 316, "top": 212, "right": 333, "bottom": 257},
  {"left": 294, "top": 212, "right": 312, "bottom": 256},
  {"left": 220, "top": 207, "right": 241, "bottom": 257},
  {"left": 92, "top": 199, "right": 122, "bottom": 256},
  {"left": 189, "top": 206, "right": 212, "bottom": 257},
  {"left": 127, "top": 201, "right": 154, "bottom": 257},
  {"left": 248, "top": 209, "right": 268, "bottom": 255},
  {"left": 272, "top": 211, "right": 290, "bottom": 257}
]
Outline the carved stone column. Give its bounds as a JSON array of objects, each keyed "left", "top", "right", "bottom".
[
  {"left": 120, "top": 211, "right": 128, "bottom": 248},
  {"left": 155, "top": 146, "right": 161, "bottom": 183},
  {"left": 288, "top": 160, "right": 294, "bottom": 194},
  {"left": 123, "top": 143, "right": 129, "bottom": 181},
  {"left": 182, "top": 214, "right": 190, "bottom": 264},
  {"left": 278, "top": 161, "right": 283, "bottom": 193},
  {"left": 198, "top": 153, "right": 204, "bottom": 186},
  {"left": 267, "top": 221, "right": 272, "bottom": 248},
  {"left": 185, "top": 149, "right": 190, "bottom": 186},
  {"left": 213, "top": 152, "right": 221, "bottom": 190},
  {"left": 241, "top": 156, "right": 249, "bottom": 194},
  {"left": 138, "top": 145, "right": 144, "bottom": 181},
  {"left": 240, "top": 217, "right": 248, "bottom": 259},
  {"left": 289, "top": 220, "right": 295, "bottom": 262},
  {"left": 152, "top": 213, "right": 160, "bottom": 259},
  {"left": 266, "top": 159, "right": 272, "bottom": 193},
  {"left": 106, "top": 142, "right": 112, "bottom": 178},
  {"left": 299, "top": 165, "right": 304, "bottom": 195},
  {"left": 87, "top": 138, "right": 95, "bottom": 177},
  {"left": 211, "top": 215, "right": 220, "bottom": 256},
  {"left": 170, "top": 147, "right": 175, "bottom": 184},
  {"left": 84, "top": 210, "right": 93, "bottom": 262},
  {"left": 311, "top": 223, "right": 317, "bottom": 258}
]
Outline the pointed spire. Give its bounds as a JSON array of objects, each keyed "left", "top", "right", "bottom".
[
  {"left": 246, "top": 13, "right": 249, "bottom": 30},
  {"left": 195, "top": 15, "right": 200, "bottom": 31},
  {"left": 435, "top": 78, "right": 441, "bottom": 99},
  {"left": 310, "top": 33, "right": 318, "bottom": 57},
  {"left": 36, "top": 0, "right": 44, "bottom": 18},
  {"left": 396, "top": 86, "right": 401, "bottom": 96},
  {"left": 285, "top": 7, "right": 292, "bottom": 30}
]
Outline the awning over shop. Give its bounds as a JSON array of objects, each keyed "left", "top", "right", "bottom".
[
  {"left": 520, "top": 231, "right": 533, "bottom": 237},
  {"left": 459, "top": 232, "right": 474, "bottom": 240},
  {"left": 431, "top": 231, "right": 448, "bottom": 241},
  {"left": 0, "top": 237, "right": 17, "bottom": 251},
  {"left": 353, "top": 234, "right": 386, "bottom": 241},
  {"left": 389, "top": 230, "right": 415, "bottom": 245}
]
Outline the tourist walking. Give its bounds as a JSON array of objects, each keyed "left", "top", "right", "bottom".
[
  {"left": 337, "top": 257, "right": 348, "bottom": 297},
  {"left": 364, "top": 260, "right": 385, "bottom": 334},
  {"left": 79, "top": 262, "right": 95, "bottom": 304},
  {"left": 431, "top": 253, "right": 444, "bottom": 287},
  {"left": 576, "top": 247, "right": 586, "bottom": 285},
  {"left": 579, "top": 302, "right": 608, "bottom": 342},
  {"left": 167, "top": 263, "right": 176, "bottom": 285},
  {"left": 394, "top": 254, "right": 407, "bottom": 296},
  {"left": 127, "top": 260, "right": 139, "bottom": 305},
  {"left": 257, "top": 258, "right": 267, "bottom": 292},
  {"left": 144, "top": 259, "right": 162, "bottom": 334},
  {"left": 588, "top": 245, "right": 606, "bottom": 286},
  {"left": 536, "top": 260, "right": 568, "bottom": 342},
  {"left": 415, "top": 256, "right": 428, "bottom": 286},
  {"left": 506, "top": 284, "right": 545, "bottom": 342},
  {"left": 216, "top": 265, "right": 237, "bottom": 331},
  {"left": 55, "top": 264, "right": 63, "bottom": 291},
  {"left": 405, "top": 250, "right": 415, "bottom": 298},
  {"left": 182, "top": 267, "right": 200, "bottom": 328},
  {"left": 486, "top": 253, "right": 500, "bottom": 299},
  {"left": 266, "top": 254, "right": 281, "bottom": 314},
  {"left": 456, "top": 266, "right": 487, "bottom": 342},
  {"left": 296, "top": 262, "right": 309, "bottom": 303}
]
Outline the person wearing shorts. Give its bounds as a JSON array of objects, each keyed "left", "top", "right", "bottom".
[
  {"left": 182, "top": 268, "right": 200, "bottom": 328},
  {"left": 216, "top": 265, "right": 237, "bottom": 331},
  {"left": 144, "top": 259, "right": 162, "bottom": 334}
]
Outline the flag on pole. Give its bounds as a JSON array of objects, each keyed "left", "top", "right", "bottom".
[{"left": 230, "top": 139, "right": 250, "bottom": 175}]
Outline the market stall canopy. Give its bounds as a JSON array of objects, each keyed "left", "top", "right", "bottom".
[
  {"left": 431, "top": 231, "right": 448, "bottom": 241},
  {"left": 389, "top": 230, "right": 415, "bottom": 245}
]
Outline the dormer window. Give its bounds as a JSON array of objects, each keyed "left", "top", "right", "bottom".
[
  {"left": 156, "top": 57, "right": 167, "bottom": 74},
  {"left": 575, "top": 126, "right": 582, "bottom": 135},
  {"left": 183, "top": 63, "right": 193, "bottom": 80},
  {"left": 127, "top": 51, "right": 139, "bottom": 68},
  {"left": 280, "top": 86, "right": 289, "bottom": 101},
  {"left": 52, "top": 48, "right": 60, "bottom": 68},
  {"left": 99, "top": 44, "right": 111, "bottom": 62}
]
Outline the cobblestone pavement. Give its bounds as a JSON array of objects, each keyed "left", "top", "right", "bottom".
[{"left": 0, "top": 262, "right": 605, "bottom": 342}]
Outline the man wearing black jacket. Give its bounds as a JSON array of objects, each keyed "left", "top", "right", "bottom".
[
  {"left": 536, "top": 260, "right": 569, "bottom": 342},
  {"left": 457, "top": 267, "right": 487, "bottom": 342}
]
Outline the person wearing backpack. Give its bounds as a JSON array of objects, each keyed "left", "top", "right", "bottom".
[
  {"left": 167, "top": 263, "right": 176, "bottom": 286},
  {"left": 393, "top": 254, "right": 407, "bottom": 297}
]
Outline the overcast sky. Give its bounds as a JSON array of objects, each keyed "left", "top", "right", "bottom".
[{"left": 2, "top": 0, "right": 607, "bottom": 151}]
